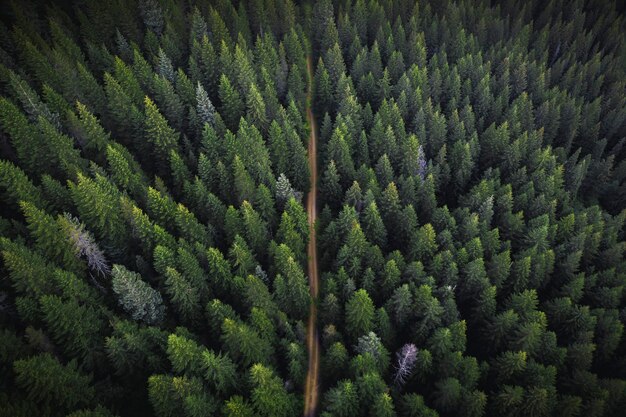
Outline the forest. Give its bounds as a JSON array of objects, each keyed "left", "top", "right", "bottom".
[{"left": 0, "top": 0, "right": 625, "bottom": 416}]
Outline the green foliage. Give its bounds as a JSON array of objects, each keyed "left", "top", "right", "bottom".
[
  {"left": 111, "top": 264, "right": 165, "bottom": 325},
  {"left": 69, "top": 172, "right": 127, "bottom": 250},
  {"left": 1, "top": 1, "right": 625, "bottom": 416},
  {"left": 0, "top": 160, "right": 44, "bottom": 209},
  {"left": 144, "top": 96, "right": 179, "bottom": 168},
  {"left": 221, "top": 318, "right": 272, "bottom": 367},
  {"left": 324, "top": 380, "right": 359, "bottom": 417},
  {"left": 219, "top": 74, "right": 244, "bottom": 131},
  {"left": 40, "top": 294, "right": 103, "bottom": 365},
  {"left": 13, "top": 353, "right": 94, "bottom": 412},
  {"left": 273, "top": 243, "right": 310, "bottom": 319},
  {"left": 148, "top": 374, "right": 217, "bottom": 417},
  {"left": 346, "top": 289, "right": 375, "bottom": 341},
  {"left": 249, "top": 364, "right": 299, "bottom": 417}
]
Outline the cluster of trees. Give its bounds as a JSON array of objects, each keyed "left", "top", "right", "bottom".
[
  {"left": 0, "top": 0, "right": 314, "bottom": 416},
  {"left": 0, "top": 0, "right": 625, "bottom": 417},
  {"left": 311, "top": 0, "right": 626, "bottom": 416}
]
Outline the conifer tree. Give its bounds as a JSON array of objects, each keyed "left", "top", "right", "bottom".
[
  {"left": 273, "top": 243, "right": 310, "bottom": 320},
  {"left": 111, "top": 264, "right": 165, "bottom": 325},
  {"left": 249, "top": 364, "right": 298, "bottom": 417},
  {"left": 144, "top": 96, "right": 179, "bottom": 168},
  {"left": 14, "top": 354, "right": 95, "bottom": 412},
  {"left": 40, "top": 294, "right": 103, "bottom": 364},
  {"left": 218, "top": 74, "right": 244, "bottom": 131},
  {"left": 246, "top": 83, "right": 268, "bottom": 132},
  {"left": 196, "top": 82, "right": 215, "bottom": 128},
  {"left": 221, "top": 318, "right": 272, "bottom": 367},
  {"left": 346, "top": 289, "right": 375, "bottom": 341}
]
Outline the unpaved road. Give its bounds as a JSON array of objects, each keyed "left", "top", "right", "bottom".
[{"left": 303, "top": 54, "right": 320, "bottom": 417}]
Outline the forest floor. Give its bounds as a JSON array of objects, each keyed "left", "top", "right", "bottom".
[{"left": 303, "top": 54, "right": 320, "bottom": 417}]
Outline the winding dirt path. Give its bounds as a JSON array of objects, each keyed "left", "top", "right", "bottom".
[{"left": 303, "top": 54, "right": 320, "bottom": 417}]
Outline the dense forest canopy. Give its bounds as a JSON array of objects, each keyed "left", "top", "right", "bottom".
[{"left": 0, "top": 1, "right": 625, "bottom": 417}]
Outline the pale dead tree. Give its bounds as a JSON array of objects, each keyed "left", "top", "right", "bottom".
[
  {"left": 393, "top": 343, "right": 418, "bottom": 386},
  {"left": 63, "top": 213, "right": 111, "bottom": 277}
]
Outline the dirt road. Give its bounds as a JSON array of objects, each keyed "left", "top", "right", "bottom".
[{"left": 303, "top": 55, "right": 320, "bottom": 417}]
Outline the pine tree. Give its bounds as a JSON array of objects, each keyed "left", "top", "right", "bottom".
[
  {"left": 67, "top": 101, "right": 110, "bottom": 154},
  {"left": 371, "top": 393, "right": 397, "bottom": 417},
  {"left": 166, "top": 333, "right": 203, "bottom": 376},
  {"left": 273, "top": 244, "right": 310, "bottom": 320},
  {"left": 433, "top": 377, "right": 462, "bottom": 413},
  {"left": 276, "top": 211, "right": 305, "bottom": 266},
  {"left": 152, "top": 74, "right": 184, "bottom": 131},
  {"left": 240, "top": 200, "right": 269, "bottom": 257},
  {"left": 0, "top": 160, "right": 45, "bottom": 209},
  {"left": 285, "top": 125, "right": 310, "bottom": 192},
  {"left": 399, "top": 394, "right": 438, "bottom": 417},
  {"left": 20, "top": 201, "right": 83, "bottom": 274},
  {"left": 14, "top": 353, "right": 94, "bottom": 412},
  {"left": 157, "top": 48, "right": 175, "bottom": 82},
  {"left": 219, "top": 74, "right": 244, "bottom": 131},
  {"left": 196, "top": 82, "right": 215, "bottom": 127},
  {"left": 164, "top": 267, "right": 200, "bottom": 322},
  {"left": 346, "top": 289, "right": 375, "bottom": 341},
  {"left": 323, "top": 380, "right": 359, "bottom": 417},
  {"left": 324, "top": 43, "right": 346, "bottom": 87},
  {"left": 40, "top": 294, "right": 103, "bottom": 364},
  {"left": 140, "top": 0, "right": 164, "bottom": 34},
  {"left": 228, "top": 234, "right": 256, "bottom": 278},
  {"left": 68, "top": 172, "right": 127, "bottom": 251},
  {"left": 315, "top": 58, "right": 333, "bottom": 115},
  {"left": 144, "top": 96, "right": 179, "bottom": 168},
  {"left": 104, "top": 72, "right": 144, "bottom": 144},
  {"left": 221, "top": 318, "right": 272, "bottom": 367},
  {"left": 249, "top": 364, "right": 298, "bottom": 417},
  {"left": 223, "top": 396, "right": 255, "bottom": 417},
  {"left": 362, "top": 201, "right": 387, "bottom": 249},
  {"left": 321, "top": 160, "right": 343, "bottom": 209},
  {"left": 326, "top": 123, "right": 355, "bottom": 184},
  {"left": 276, "top": 173, "right": 301, "bottom": 205},
  {"left": 111, "top": 264, "right": 165, "bottom": 325},
  {"left": 337, "top": 221, "right": 369, "bottom": 279},
  {"left": 62, "top": 213, "right": 110, "bottom": 277},
  {"left": 148, "top": 374, "right": 217, "bottom": 417},
  {"left": 246, "top": 83, "right": 268, "bottom": 132},
  {"left": 203, "top": 349, "right": 238, "bottom": 395},
  {"left": 232, "top": 156, "right": 256, "bottom": 204}
]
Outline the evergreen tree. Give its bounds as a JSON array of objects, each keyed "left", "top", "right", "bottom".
[
  {"left": 273, "top": 244, "right": 310, "bottom": 320},
  {"left": 219, "top": 74, "right": 244, "bottom": 131},
  {"left": 144, "top": 96, "right": 179, "bottom": 168},
  {"left": 249, "top": 364, "right": 298, "bottom": 417},
  {"left": 221, "top": 318, "right": 272, "bottom": 367},
  {"left": 14, "top": 354, "right": 94, "bottom": 412},
  {"left": 276, "top": 173, "right": 301, "bottom": 205},
  {"left": 246, "top": 83, "right": 268, "bottom": 132},
  {"left": 164, "top": 267, "right": 200, "bottom": 322},
  {"left": 323, "top": 380, "right": 359, "bottom": 417},
  {"left": 111, "top": 264, "right": 165, "bottom": 325},
  {"left": 40, "top": 294, "right": 103, "bottom": 364},
  {"left": 345, "top": 289, "right": 375, "bottom": 341}
]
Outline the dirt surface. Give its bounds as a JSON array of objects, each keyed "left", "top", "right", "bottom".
[{"left": 303, "top": 54, "right": 320, "bottom": 417}]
